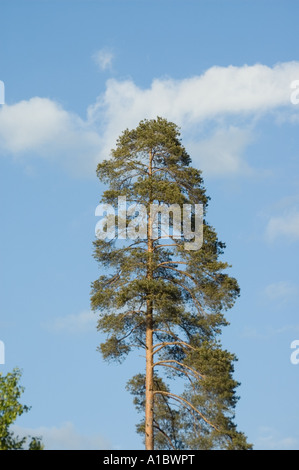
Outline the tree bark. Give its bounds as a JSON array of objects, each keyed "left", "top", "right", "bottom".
[
  {"left": 145, "top": 298, "right": 154, "bottom": 449},
  {"left": 145, "top": 150, "right": 154, "bottom": 450}
]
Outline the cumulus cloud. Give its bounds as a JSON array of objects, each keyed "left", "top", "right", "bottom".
[
  {"left": 1, "top": 61, "right": 299, "bottom": 177},
  {"left": 86, "top": 61, "right": 299, "bottom": 176},
  {"left": 0, "top": 97, "right": 103, "bottom": 176},
  {"left": 12, "top": 422, "right": 110, "bottom": 450},
  {"left": 186, "top": 126, "right": 253, "bottom": 176},
  {"left": 90, "top": 62, "right": 299, "bottom": 124},
  {"left": 44, "top": 310, "right": 96, "bottom": 334}
]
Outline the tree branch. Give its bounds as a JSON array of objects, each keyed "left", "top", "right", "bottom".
[
  {"left": 153, "top": 243, "right": 177, "bottom": 250},
  {"left": 152, "top": 341, "right": 193, "bottom": 356},
  {"left": 118, "top": 309, "right": 146, "bottom": 322},
  {"left": 117, "top": 320, "right": 144, "bottom": 343},
  {"left": 153, "top": 363, "right": 197, "bottom": 391},
  {"left": 166, "top": 277, "right": 206, "bottom": 317},
  {"left": 153, "top": 391, "right": 219, "bottom": 432},
  {"left": 157, "top": 261, "right": 186, "bottom": 267},
  {"left": 153, "top": 360, "right": 205, "bottom": 380},
  {"left": 153, "top": 423, "right": 175, "bottom": 450},
  {"left": 159, "top": 265, "right": 201, "bottom": 287}
]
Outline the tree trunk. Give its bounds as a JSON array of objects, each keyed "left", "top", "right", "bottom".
[
  {"left": 145, "top": 299, "right": 154, "bottom": 449},
  {"left": 145, "top": 150, "right": 154, "bottom": 450}
]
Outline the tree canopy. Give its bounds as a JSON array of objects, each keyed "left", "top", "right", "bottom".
[{"left": 0, "top": 368, "right": 43, "bottom": 450}]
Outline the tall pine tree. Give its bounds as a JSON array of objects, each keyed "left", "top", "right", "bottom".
[{"left": 91, "top": 117, "right": 251, "bottom": 450}]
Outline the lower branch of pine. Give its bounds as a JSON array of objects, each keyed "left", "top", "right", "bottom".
[
  {"left": 153, "top": 390, "right": 219, "bottom": 432},
  {"left": 153, "top": 359, "right": 205, "bottom": 381},
  {"left": 153, "top": 423, "right": 175, "bottom": 450}
]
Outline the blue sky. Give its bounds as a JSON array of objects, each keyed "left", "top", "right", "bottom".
[{"left": 1, "top": 0, "right": 299, "bottom": 450}]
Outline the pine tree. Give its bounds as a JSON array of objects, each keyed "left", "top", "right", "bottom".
[{"left": 91, "top": 117, "right": 252, "bottom": 450}]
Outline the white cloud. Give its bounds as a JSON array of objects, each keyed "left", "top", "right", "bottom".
[
  {"left": 12, "top": 422, "right": 110, "bottom": 450},
  {"left": 89, "top": 61, "right": 299, "bottom": 126},
  {"left": 45, "top": 310, "right": 96, "bottom": 334},
  {"left": 264, "top": 281, "right": 299, "bottom": 301},
  {"left": 265, "top": 209, "right": 299, "bottom": 242},
  {"left": 1, "top": 61, "right": 299, "bottom": 177},
  {"left": 256, "top": 426, "right": 298, "bottom": 450},
  {"left": 241, "top": 324, "right": 299, "bottom": 340},
  {"left": 0, "top": 97, "right": 102, "bottom": 176},
  {"left": 86, "top": 62, "right": 299, "bottom": 176},
  {"left": 92, "top": 48, "right": 114, "bottom": 71},
  {"left": 186, "top": 126, "right": 253, "bottom": 176}
]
